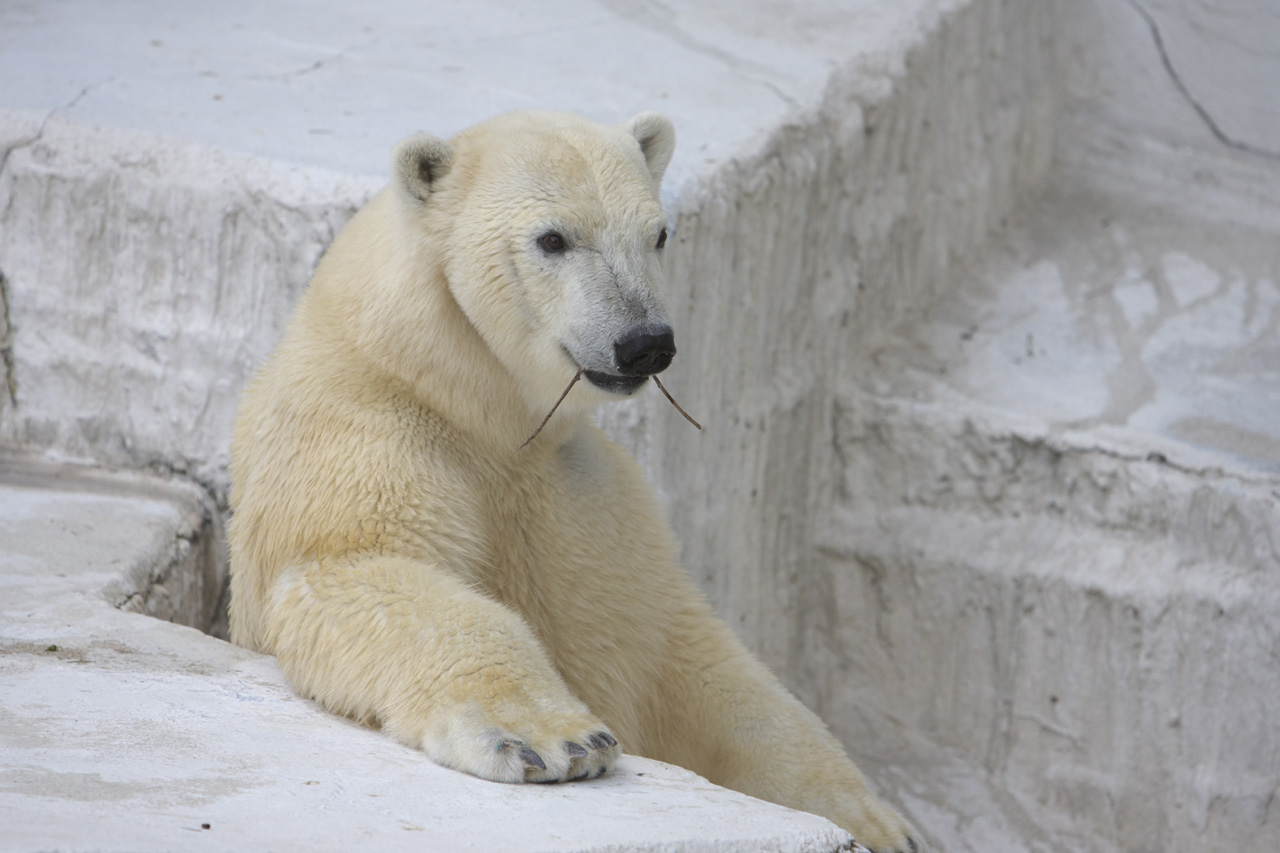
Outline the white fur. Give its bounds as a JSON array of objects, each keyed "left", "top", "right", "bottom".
[{"left": 229, "top": 111, "right": 917, "bottom": 851}]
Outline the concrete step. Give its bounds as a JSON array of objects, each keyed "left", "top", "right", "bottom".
[
  {"left": 862, "top": 186, "right": 1280, "bottom": 478},
  {"left": 0, "top": 458, "right": 860, "bottom": 853},
  {"left": 1, "top": 454, "right": 1165, "bottom": 853},
  {"left": 816, "top": 176, "right": 1280, "bottom": 851},
  {"left": 833, "top": 186, "right": 1280, "bottom": 846},
  {"left": 814, "top": 390, "right": 1280, "bottom": 852}
]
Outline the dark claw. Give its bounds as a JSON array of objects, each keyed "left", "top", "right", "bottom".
[
  {"left": 565, "top": 741, "right": 589, "bottom": 758},
  {"left": 589, "top": 731, "right": 617, "bottom": 749},
  {"left": 594, "top": 765, "right": 608, "bottom": 778},
  {"left": 518, "top": 747, "right": 545, "bottom": 770}
]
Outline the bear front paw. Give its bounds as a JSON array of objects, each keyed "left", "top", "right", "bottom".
[
  {"left": 421, "top": 708, "right": 620, "bottom": 784},
  {"left": 838, "top": 796, "right": 921, "bottom": 853},
  {"left": 498, "top": 729, "right": 619, "bottom": 782}
]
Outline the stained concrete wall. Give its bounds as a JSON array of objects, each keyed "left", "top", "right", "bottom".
[{"left": 614, "top": 2, "right": 1280, "bottom": 850}]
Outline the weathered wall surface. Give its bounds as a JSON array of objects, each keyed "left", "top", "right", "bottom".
[
  {"left": 818, "top": 400, "right": 1280, "bottom": 851},
  {"left": 0, "top": 118, "right": 374, "bottom": 500},
  {"left": 752, "top": 2, "right": 1277, "bottom": 850},
  {"left": 605, "top": 0, "right": 1059, "bottom": 659},
  {"left": 0, "top": 0, "right": 969, "bottom": 503},
  {"left": 603, "top": 1, "right": 1279, "bottom": 850}
]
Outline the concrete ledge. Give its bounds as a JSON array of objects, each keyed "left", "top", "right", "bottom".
[{"left": 0, "top": 461, "right": 857, "bottom": 853}]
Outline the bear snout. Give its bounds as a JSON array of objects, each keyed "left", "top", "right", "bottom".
[{"left": 614, "top": 327, "right": 676, "bottom": 376}]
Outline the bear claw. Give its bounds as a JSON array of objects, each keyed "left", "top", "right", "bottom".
[
  {"left": 565, "top": 741, "right": 589, "bottom": 758},
  {"left": 588, "top": 731, "right": 617, "bottom": 749},
  {"left": 518, "top": 747, "right": 546, "bottom": 770}
]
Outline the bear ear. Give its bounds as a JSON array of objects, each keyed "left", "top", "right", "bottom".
[
  {"left": 392, "top": 133, "right": 455, "bottom": 203},
  {"left": 624, "top": 112, "right": 676, "bottom": 186}
]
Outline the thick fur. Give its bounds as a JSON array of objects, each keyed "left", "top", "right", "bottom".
[{"left": 229, "top": 111, "right": 917, "bottom": 851}]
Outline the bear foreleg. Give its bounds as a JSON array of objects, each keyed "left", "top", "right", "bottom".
[
  {"left": 654, "top": 619, "right": 919, "bottom": 853},
  {"left": 263, "top": 554, "right": 620, "bottom": 783}
]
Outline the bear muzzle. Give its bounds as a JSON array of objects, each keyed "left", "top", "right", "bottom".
[
  {"left": 581, "top": 326, "right": 675, "bottom": 393},
  {"left": 613, "top": 327, "right": 676, "bottom": 377}
]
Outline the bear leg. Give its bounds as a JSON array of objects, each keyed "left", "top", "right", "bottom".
[
  {"left": 262, "top": 555, "right": 620, "bottom": 783},
  {"left": 651, "top": 619, "right": 920, "bottom": 852}
]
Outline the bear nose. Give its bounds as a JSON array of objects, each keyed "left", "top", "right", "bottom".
[{"left": 614, "top": 327, "right": 676, "bottom": 376}]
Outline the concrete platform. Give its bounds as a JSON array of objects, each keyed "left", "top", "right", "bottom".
[
  {"left": 2, "top": 0, "right": 1278, "bottom": 851},
  {"left": 864, "top": 186, "right": 1280, "bottom": 477},
  {"left": 0, "top": 461, "right": 859, "bottom": 853}
]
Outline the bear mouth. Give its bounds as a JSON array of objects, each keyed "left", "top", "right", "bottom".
[{"left": 582, "top": 370, "right": 649, "bottom": 394}]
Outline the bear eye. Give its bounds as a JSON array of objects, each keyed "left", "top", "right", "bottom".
[
  {"left": 537, "top": 232, "right": 567, "bottom": 254},
  {"left": 656, "top": 228, "right": 667, "bottom": 250}
]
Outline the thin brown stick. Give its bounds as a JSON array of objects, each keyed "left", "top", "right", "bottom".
[
  {"left": 518, "top": 369, "right": 584, "bottom": 450},
  {"left": 653, "top": 376, "right": 702, "bottom": 430}
]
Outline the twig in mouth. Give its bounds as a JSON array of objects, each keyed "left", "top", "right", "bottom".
[
  {"left": 518, "top": 369, "right": 584, "bottom": 450},
  {"left": 653, "top": 376, "right": 702, "bottom": 430}
]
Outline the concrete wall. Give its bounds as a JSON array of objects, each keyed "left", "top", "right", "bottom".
[
  {"left": 819, "top": 402, "right": 1280, "bottom": 851},
  {"left": 0, "top": 118, "right": 374, "bottom": 499},
  {"left": 614, "top": 2, "right": 1280, "bottom": 850},
  {"left": 613, "top": 0, "right": 1059, "bottom": 692}
]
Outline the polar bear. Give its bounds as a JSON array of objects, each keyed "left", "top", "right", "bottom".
[{"left": 228, "top": 111, "right": 917, "bottom": 852}]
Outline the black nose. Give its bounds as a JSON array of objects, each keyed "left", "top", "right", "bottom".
[{"left": 614, "top": 327, "right": 676, "bottom": 376}]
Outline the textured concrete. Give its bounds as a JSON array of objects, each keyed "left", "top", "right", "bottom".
[
  {"left": 0, "top": 0, "right": 964, "bottom": 501},
  {"left": 1054, "top": 0, "right": 1280, "bottom": 229},
  {"left": 629, "top": 2, "right": 1280, "bottom": 850},
  {"left": 0, "top": 460, "right": 859, "bottom": 853},
  {"left": 796, "top": 4, "right": 1280, "bottom": 848},
  {"left": 1, "top": 0, "right": 1278, "bottom": 851},
  {"left": 866, "top": 188, "right": 1280, "bottom": 474}
]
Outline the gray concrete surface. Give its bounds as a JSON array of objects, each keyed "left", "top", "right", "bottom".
[
  {"left": 0, "top": 459, "right": 859, "bottom": 853},
  {"left": 0, "top": 0, "right": 962, "bottom": 500},
  {"left": 2, "top": 0, "right": 1278, "bottom": 851}
]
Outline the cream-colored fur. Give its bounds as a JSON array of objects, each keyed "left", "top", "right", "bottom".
[{"left": 229, "top": 111, "right": 917, "bottom": 852}]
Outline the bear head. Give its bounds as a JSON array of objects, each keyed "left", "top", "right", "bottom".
[{"left": 391, "top": 111, "right": 678, "bottom": 417}]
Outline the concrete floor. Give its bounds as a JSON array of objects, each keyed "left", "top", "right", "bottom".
[
  {"left": 869, "top": 185, "right": 1280, "bottom": 476},
  {"left": 0, "top": 459, "right": 855, "bottom": 853}
]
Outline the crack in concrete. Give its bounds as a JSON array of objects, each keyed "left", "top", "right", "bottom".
[
  {"left": 1125, "top": 0, "right": 1280, "bottom": 162},
  {"left": 286, "top": 50, "right": 349, "bottom": 79},
  {"left": 0, "top": 269, "right": 15, "bottom": 407},
  {"left": 254, "top": 36, "right": 380, "bottom": 81},
  {"left": 0, "top": 78, "right": 109, "bottom": 182},
  {"left": 596, "top": 0, "right": 797, "bottom": 102},
  {"left": 0, "top": 119, "right": 48, "bottom": 184},
  {"left": 760, "top": 80, "right": 798, "bottom": 109}
]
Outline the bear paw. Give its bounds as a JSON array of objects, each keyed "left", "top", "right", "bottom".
[
  {"left": 839, "top": 797, "right": 921, "bottom": 853},
  {"left": 422, "top": 710, "right": 620, "bottom": 784},
  {"left": 500, "top": 729, "right": 619, "bottom": 783}
]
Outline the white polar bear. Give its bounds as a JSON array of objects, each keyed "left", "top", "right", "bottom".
[{"left": 228, "top": 110, "right": 917, "bottom": 852}]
